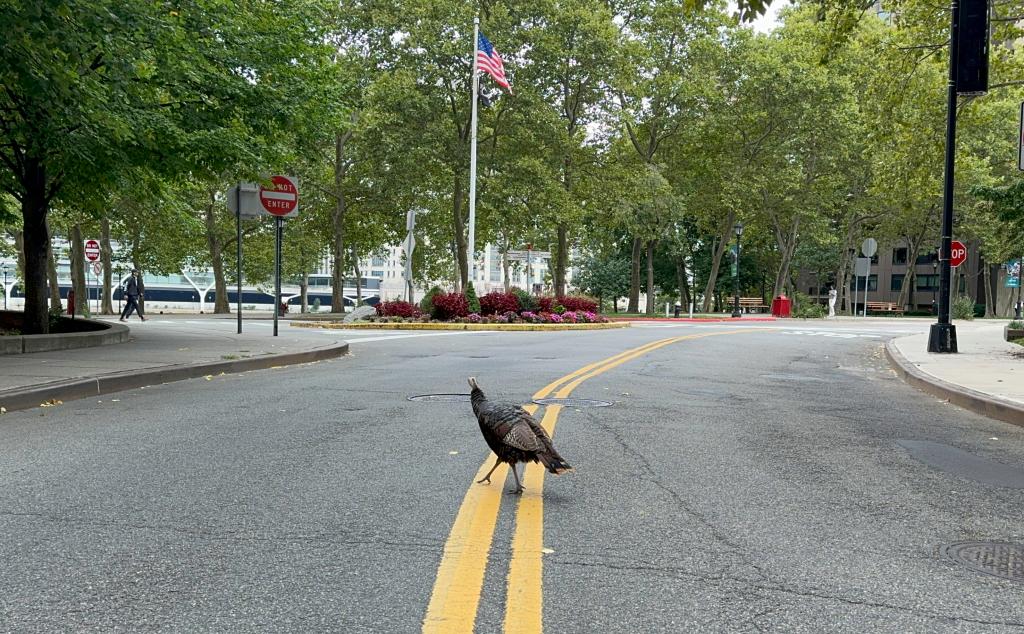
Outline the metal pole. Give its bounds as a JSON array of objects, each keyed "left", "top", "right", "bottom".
[
  {"left": 467, "top": 17, "right": 480, "bottom": 288},
  {"left": 731, "top": 234, "right": 741, "bottom": 318},
  {"left": 854, "top": 274, "right": 859, "bottom": 317},
  {"left": 274, "top": 216, "right": 282, "bottom": 337},
  {"left": 928, "top": 0, "right": 961, "bottom": 352},
  {"left": 1017, "top": 256, "right": 1022, "bottom": 318},
  {"left": 237, "top": 205, "right": 242, "bottom": 334},
  {"left": 2, "top": 269, "right": 7, "bottom": 310}
]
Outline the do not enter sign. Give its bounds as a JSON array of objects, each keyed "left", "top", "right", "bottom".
[
  {"left": 84, "top": 239, "right": 100, "bottom": 262},
  {"left": 950, "top": 240, "right": 967, "bottom": 268},
  {"left": 259, "top": 175, "right": 299, "bottom": 217}
]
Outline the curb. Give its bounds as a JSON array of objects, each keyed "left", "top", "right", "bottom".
[
  {"left": 0, "top": 342, "right": 349, "bottom": 415},
  {"left": 0, "top": 316, "right": 130, "bottom": 355},
  {"left": 290, "top": 321, "right": 629, "bottom": 332},
  {"left": 608, "top": 317, "right": 778, "bottom": 323},
  {"left": 884, "top": 341, "right": 1024, "bottom": 429}
]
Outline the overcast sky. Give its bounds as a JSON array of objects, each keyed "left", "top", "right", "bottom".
[{"left": 737, "top": 1, "right": 784, "bottom": 33}]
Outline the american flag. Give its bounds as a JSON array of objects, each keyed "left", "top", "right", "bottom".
[{"left": 476, "top": 32, "right": 510, "bottom": 92}]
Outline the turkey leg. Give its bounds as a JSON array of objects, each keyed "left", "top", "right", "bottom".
[
  {"left": 477, "top": 458, "right": 502, "bottom": 485},
  {"left": 509, "top": 465, "right": 524, "bottom": 494}
]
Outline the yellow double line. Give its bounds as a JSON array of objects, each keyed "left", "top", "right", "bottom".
[{"left": 423, "top": 331, "right": 748, "bottom": 634}]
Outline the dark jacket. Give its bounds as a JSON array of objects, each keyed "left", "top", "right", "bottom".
[{"left": 124, "top": 276, "right": 144, "bottom": 298}]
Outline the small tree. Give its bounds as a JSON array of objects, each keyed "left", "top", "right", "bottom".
[{"left": 465, "top": 281, "right": 481, "bottom": 314}]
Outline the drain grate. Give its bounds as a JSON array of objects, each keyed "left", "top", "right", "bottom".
[
  {"left": 942, "top": 542, "right": 1024, "bottom": 583},
  {"left": 532, "top": 397, "right": 613, "bottom": 408},
  {"left": 408, "top": 393, "right": 471, "bottom": 403}
]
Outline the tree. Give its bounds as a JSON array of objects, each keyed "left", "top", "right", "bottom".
[{"left": 0, "top": 0, "right": 334, "bottom": 332}]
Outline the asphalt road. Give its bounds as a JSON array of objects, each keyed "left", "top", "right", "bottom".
[{"left": 2, "top": 321, "right": 1024, "bottom": 633}]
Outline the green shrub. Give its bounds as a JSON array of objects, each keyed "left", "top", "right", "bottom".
[
  {"left": 1009, "top": 320, "right": 1024, "bottom": 329},
  {"left": 952, "top": 295, "right": 976, "bottom": 320},
  {"left": 311, "top": 298, "right": 320, "bottom": 313},
  {"left": 791, "top": 292, "right": 826, "bottom": 319},
  {"left": 420, "top": 285, "right": 442, "bottom": 316},
  {"left": 511, "top": 287, "right": 536, "bottom": 312},
  {"left": 465, "top": 282, "right": 481, "bottom": 314},
  {"left": 47, "top": 306, "right": 64, "bottom": 330}
]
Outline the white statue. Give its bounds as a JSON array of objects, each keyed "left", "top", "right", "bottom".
[{"left": 828, "top": 287, "right": 837, "bottom": 317}]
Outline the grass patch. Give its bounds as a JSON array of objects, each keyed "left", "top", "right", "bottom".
[{"left": 221, "top": 354, "right": 240, "bottom": 360}]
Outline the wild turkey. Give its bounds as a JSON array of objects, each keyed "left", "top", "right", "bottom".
[{"left": 468, "top": 377, "right": 573, "bottom": 494}]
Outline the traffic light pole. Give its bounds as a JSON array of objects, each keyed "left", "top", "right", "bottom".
[{"left": 928, "top": 0, "right": 960, "bottom": 353}]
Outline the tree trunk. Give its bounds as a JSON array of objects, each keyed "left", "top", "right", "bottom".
[
  {"left": 502, "top": 246, "right": 511, "bottom": 292},
  {"left": 452, "top": 171, "right": 467, "bottom": 293},
  {"left": 676, "top": 257, "right": 689, "bottom": 310},
  {"left": 703, "top": 211, "right": 736, "bottom": 312},
  {"left": 300, "top": 272, "right": 309, "bottom": 313},
  {"left": 331, "top": 131, "right": 350, "bottom": 311},
  {"left": 645, "top": 239, "right": 656, "bottom": 315},
  {"left": 46, "top": 219, "right": 61, "bottom": 311},
  {"left": 69, "top": 224, "right": 87, "bottom": 315},
  {"left": 204, "top": 193, "right": 230, "bottom": 314},
  {"left": 132, "top": 257, "right": 147, "bottom": 315},
  {"left": 20, "top": 162, "right": 51, "bottom": 334},
  {"left": 352, "top": 245, "right": 362, "bottom": 305},
  {"left": 100, "top": 217, "right": 114, "bottom": 314},
  {"left": 983, "top": 260, "right": 995, "bottom": 318},
  {"left": 628, "top": 237, "right": 642, "bottom": 313},
  {"left": 554, "top": 224, "right": 568, "bottom": 297},
  {"left": 772, "top": 216, "right": 799, "bottom": 298}
]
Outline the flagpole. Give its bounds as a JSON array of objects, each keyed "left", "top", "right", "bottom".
[{"left": 468, "top": 16, "right": 480, "bottom": 290}]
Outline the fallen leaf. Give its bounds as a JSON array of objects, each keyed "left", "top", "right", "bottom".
[
  {"left": 0, "top": 407, "right": 6, "bottom": 414},
  {"left": 205, "top": 376, "right": 213, "bottom": 381}
]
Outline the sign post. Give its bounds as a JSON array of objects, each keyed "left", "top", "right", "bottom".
[
  {"left": 84, "top": 240, "right": 100, "bottom": 316},
  {"left": 860, "top": 238, "right": 877, "bottom": 317},
  {"left": 258, "top": 176, "right": 299, "bottom": 337}
]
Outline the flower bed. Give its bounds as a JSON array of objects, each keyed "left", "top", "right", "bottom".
[{"left": 363, "top": 290, "right": 608, "bottom": 325}]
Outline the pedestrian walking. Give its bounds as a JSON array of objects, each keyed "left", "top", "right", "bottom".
[{"left": 119, "top": 270, "right": 146, "bottom": 322}]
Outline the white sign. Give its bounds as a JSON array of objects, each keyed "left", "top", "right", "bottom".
[
  {"left": 861, "top": 237, "right": 877, "bottom": 258},
  {"left": 227, "top": 182, "right": 262, "bottom": 218},
  {"left": 91, "top": 262, "right": 102, "bottom": 276},
  {"left": 84, "top": 239, "right": 100, "bottom": 262},
  {"left": 854, "top": 257, "right": 871, "bottom": 277}
]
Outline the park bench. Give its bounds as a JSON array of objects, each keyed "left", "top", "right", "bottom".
[
  {"left": 866, "top": 301, "right": 905, "bottom": 315},
  {"left": 738, "top": 297, "right": 769, "bottom": 313}
]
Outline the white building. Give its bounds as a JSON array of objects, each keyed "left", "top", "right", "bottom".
[{"left": 363, "top": 243, "right": 569, "bottom": 302}]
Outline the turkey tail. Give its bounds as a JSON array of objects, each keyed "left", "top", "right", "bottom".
[{"left": 539, "top": 451, "right": 574, "bottom": 475}]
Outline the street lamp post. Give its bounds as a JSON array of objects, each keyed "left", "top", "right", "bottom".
[
  {"left": 932, "top": 258, "right": 938, "bottom": 315},
  {"left": 731, "top": 221, "right": 744, "bottom": 318},
  {"left": 1, "top": 263, "right": 8, "bottom": 310}
]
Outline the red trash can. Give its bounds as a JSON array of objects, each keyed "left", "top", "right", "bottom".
[{"left": 771, "top": 294, "right": 791, "bottom": 318}]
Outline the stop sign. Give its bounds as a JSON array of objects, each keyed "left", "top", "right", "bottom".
[
  {"left": 84, "top": 239, "right": 100, "bottom": 262},
  {"left": 950, "top": 240, "right": 967, "bottom": 267},
  {"left": 259, "top": 175, "right": 299, "bottom": 217}
]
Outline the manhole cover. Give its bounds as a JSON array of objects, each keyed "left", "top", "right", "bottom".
[
  {"left": 942, "top": 542, "right": 1024, "bottom": 582},
  {"left": 532, "top": 397, "right": 613, "bottom": 408},
  {"left": 408, "top": 394, "right": 471, "bottom": 402}
]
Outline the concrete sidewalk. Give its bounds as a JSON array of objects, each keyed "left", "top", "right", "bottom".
[
  {"left": 887, "top": 320, "right": 1024, "bottom": 428},
  {"left": 0, "top": 315, "right": 348, "bottom": 413}
]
